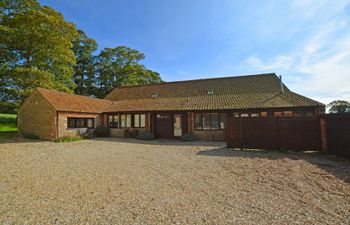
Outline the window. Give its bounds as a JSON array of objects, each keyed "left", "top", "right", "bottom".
[
  {"left": 67, "top": 118, "right": 75, "bottom": 128},
  {"left": 126, "top": 114, "right": 131, "bottom": 127},
  {"left": 67, "top": 118, "right": 94, "bottom": 129},
  {"left": 220, "top": 113, "right": 226, "bottom": 129},
  {"left": 233, "top": 112, "right": 240, "bottom": 117},
  {"left": 113, "top": 115, "right": 119, "bottom": 127},
  {"left": 120, "top": 114, "right": 126, "bottom": 128},
  {"left": 260, "top": 112, "right": 267, "bottom": 117},
  {"left": 108, "top": 115, "right": 118, "bottom": 128},
  {"left": 211, "top": 113, "right": 219, "bottom": 130},
  {"left": 134, "top": 114, "right": 140, "bottom": 127},
  {"left": 202, "top": 113, "right": 211, "bottom": 130},
  {"left": 76, "top": 118, "right": 85, "bottom": 128},
  {"left": 134, "top": 114, "right": 146, "bottom": 128},
  {"left": 195, "top": 114, "right": 202, "bottom": 129},
  {"left": 140, "top": 114, "right": 146, "bottom": 127},
  {"left": 251, "top": 113, "right": 259, "bottom": 117},
  {"left": 157, "top": 114, "right": 169, "bottom": 119},
  {"left": 87, "top": 118, "right": 94, "bottom": 128},
  {"left": 283, "top": 111, "right": 293, "bottom": 117},
  {"left": 108, "top": 113, "right": 146, "bottom": 128},
  {"left": 240, "top": 113, "right": 249, "bottom": 117},
  {"left": 119, "top": 114, "right": 131, "bottom": 128},
  {"left": 195, "top": 113, "right": 226, "bottom": 130},
  {"left": 274, "top": 112, "right": 282, "bottom": 117}
]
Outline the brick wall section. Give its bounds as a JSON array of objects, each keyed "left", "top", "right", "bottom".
[
  {"left": 57, "top": 112, "right": 102, "bottom": 138},
  {"left": 110, "top": 128, "right": 147, "bottom": 137},
  {"left": 17, "top": 91, "right": 57, "bottom": 140},
  {"left": 192, "top": 130, "right": 225, "bottom": 141}
]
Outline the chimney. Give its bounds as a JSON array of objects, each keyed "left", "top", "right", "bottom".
[{"left": 279, "top": 75, "right": 284, "bottom": 93}]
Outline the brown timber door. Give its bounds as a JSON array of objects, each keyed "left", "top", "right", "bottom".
[{"left": 155, "top": 113, "right": 173, "bottom": 139}]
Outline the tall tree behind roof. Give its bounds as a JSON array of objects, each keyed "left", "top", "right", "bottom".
[
  {"left": 72, "top": 29, "right": 97, "bottom": 96},
  {"left": 94, "top": 46, "right": 162, "bottom": 98},
  {"left": 0, "top": 0, "right": 78, "bottom": 104}
]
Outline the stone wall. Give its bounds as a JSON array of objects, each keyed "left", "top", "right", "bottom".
[
  {"left": 57, "top": 112, "right": 102, "bottom": 138},
  {"left": 17, "top": 91, "right": 57, "bottom": 140}
]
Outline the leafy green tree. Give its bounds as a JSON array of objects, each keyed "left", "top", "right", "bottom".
[
  {"left": 95, "top": 46, "right": 162, "bottom": 98},
  {"left": 0, "top": 0, "right": 40, "bottom": 18},
  {"left": 0, "top": 1, "right": 78, "bottom": 104},
  {"left": 327, "top": 100, "right": 350, "bottom": 113},
  {"left": 72, "top": 30, "right": 97, "bottom": 96}
]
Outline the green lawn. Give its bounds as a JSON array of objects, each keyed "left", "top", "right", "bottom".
[{"left": 0, "top": 114, "right": 17, "bottom": 132}]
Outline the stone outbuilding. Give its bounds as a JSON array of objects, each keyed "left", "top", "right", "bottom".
[{"left": 17, "top": 88, "right": 112, "bottom": 140}]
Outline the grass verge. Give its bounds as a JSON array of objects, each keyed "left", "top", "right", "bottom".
[{"left": 0, "top": 114, "right": 17, "bottom": 132}]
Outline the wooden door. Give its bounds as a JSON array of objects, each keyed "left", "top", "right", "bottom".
[{"left": 155, "top": 113, "right": 173, "bottom": 139}]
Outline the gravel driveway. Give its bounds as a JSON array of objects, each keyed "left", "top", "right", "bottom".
[{"left": 0, "top": 138, "right": 349, "bottom": 224}]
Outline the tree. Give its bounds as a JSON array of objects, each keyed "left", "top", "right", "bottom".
[
  {"left": 94, "top": 46, "right": 162, "bottom": 98},
  {"left": 327, "top": 100, "right": 350, "bottom": 113},
  {"left": 0, "top": 1, "right": 78, "bottom": 104},
  {"left": 0, "top": 0, "right": 40, "bottom": 19},
  {"left": 72, "top": 30, "right": 97, "bottom": 96}
]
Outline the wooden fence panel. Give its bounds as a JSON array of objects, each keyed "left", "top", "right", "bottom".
[
  {"left": 324, "top": 113, "right": 350, "bottom": 159},
  {"left": 226, "top": 116, "right": 321, "bottom": 151}
]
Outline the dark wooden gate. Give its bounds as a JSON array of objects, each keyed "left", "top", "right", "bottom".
[
  {"left": 155, "top": 113, "right": 173, "bottom": 139},
  {"left": 226, "top": 116, "right": 322, "bottom": 151},
  {"left": 323, "top": 113, "right": 350, "bottom": 159}
]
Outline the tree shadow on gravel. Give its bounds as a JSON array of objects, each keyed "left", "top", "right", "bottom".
[
  {"left": 197, "top": 147, "right": 350, "bottom": 184},
  {"left": 0, "top": 131, "right": 43, "bottom": 144}
]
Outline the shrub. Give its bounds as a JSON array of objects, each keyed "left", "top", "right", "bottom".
[
  {"left": 181, "top": 133, "right": 195, "bottom": 142},
  {"left": 136, "top": 131, "right": 154, "bottom": 140},
  {"left": 278, "top": 147, "right": 289, "bottom": 153},
  {"left": 94, "top": 127, "right": 110, "bottom": 137},
  {"left": 22, "top": 132, "right": 40, "bottom": 140},
  {"left": 54, "top": 136, "right": 81, "bottom": 142}
]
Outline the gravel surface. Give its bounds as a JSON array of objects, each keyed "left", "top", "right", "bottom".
[{"left": 0, "top": 138, "right": 349, "bottom": 224}]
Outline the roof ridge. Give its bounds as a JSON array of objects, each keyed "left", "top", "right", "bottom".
[
  {"left": 36, "top": 87, "right": 112, "bottom": 103},
  {"left": 116, "top": 73, "right": 277, "bottom": 89}
]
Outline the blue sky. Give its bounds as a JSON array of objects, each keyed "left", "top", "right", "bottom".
[{"left": 39, "top": 0, "right": 350, "bottom": 103}]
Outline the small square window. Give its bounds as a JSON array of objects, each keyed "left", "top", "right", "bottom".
[
  {"left": 68, "top": 118, "right": 75, "bottom": 128},
  {"left": 260, "top": 112, "right": 267, "bottom": 117},
  {"left": 274, "top": 112, "right": 282, "bottom": 117},
  {"left": 240, "top": 113, "right": 249, "bottom": 117},
  {"left": 251, "top": 113, "right": 259, "bottom": 117},
  {"left": 283, "top": 111, "right": 293, "bottom": 117}
]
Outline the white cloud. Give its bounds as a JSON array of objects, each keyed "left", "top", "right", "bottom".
[{"left": 244, "top": 0, "right": 350, "bottom": 104}]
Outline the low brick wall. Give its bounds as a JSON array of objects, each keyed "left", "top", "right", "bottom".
[
  {"left": 110, "top": 128, "right": 147, "bottom": 138},
  {"left": 192, "top": 130, "right": 225, "bottom": 141}
]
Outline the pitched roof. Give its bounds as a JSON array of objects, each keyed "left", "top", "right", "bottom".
[
  {"left": 104, "top": 73, "right": 324, "bottom": 112},
  {"left": 36, "top": 88, "right": 112, "bottom": 113}
]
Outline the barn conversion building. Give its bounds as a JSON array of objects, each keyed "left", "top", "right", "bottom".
[{"left": 18, "top": 73, "right": 325, "bottom": 140}]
